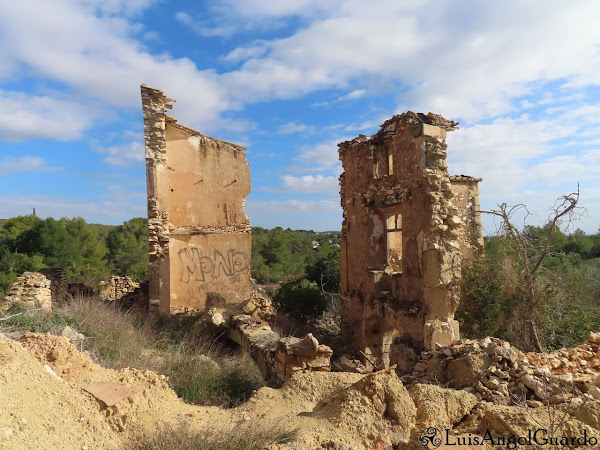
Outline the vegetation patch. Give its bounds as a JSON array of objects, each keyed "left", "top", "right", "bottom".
[{"left": 138, "top": 421, "right": 297, "bottom": 450}]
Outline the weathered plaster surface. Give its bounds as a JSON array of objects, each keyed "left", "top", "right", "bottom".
[
  {"left": 338, "top": 112, "right": 484, "bottom": 369},
  {"left": 141, "top": 85, "right": 251, "bottom": 314}
]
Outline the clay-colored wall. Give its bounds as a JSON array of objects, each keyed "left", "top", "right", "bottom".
[
  {"left": 166, "top": 125, "right": 250, "bottom": 228},
  {"left": 169, "top": 233, "right": 251, "bottom": 311},
  {"left": 142, "top": 85, "right": 251, "bottom": 314}
]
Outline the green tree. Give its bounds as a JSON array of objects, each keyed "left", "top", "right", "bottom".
[
  {"left": 14, "top": 218, "right": 81, "bottom": 268},
  {"left": 105, "top": 218, "right": 149, "bottom": 281}
]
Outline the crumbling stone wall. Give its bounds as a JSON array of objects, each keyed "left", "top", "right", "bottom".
[
  {"left": 449, "top": 176, "right": 485, "bottom": 264},
  {"left": 1, "top": 272, "right": 52, "bottom": 311},
  {"left": 99, "top": 276, "right": 140, "bottom": 301},
  {"left": 141, "top": 85, "right": 252, "bottom": 314},
  {"left": 338, "top": 112, "right": 483, "bottom": 369}
]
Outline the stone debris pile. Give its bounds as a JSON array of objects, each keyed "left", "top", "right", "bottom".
[
  {"left": 409, "top": 332, "right": 600, "bottom": 407},
  {"left": 1, "top": 272, "right": 52, "bottom": 311}
]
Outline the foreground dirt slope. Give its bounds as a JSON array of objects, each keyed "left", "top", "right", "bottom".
[
  {"left": 4, "top": 332, "right": 600, "bottom": 449},
  {"left": 0, "top": 335, "right": 121, "bottom": 450}
]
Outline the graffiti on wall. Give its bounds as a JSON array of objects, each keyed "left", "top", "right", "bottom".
[{"left": 178, "top": 248, "right": 249, "bottom": 285}]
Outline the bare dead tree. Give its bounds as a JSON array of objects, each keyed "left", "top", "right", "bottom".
[
  {"left": 511, "top": 375, "right": 587, "bottom": 446},
  {"left": 483, "top": 186, "right": 582, "bottom": 352}
]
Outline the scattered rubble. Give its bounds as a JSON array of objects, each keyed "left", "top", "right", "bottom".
[
  {"left": 408, "top": 332, "right": 600, "bottom": 408},
  {"left": 228, "top": 313, "right": 333, "bottom": 387}
]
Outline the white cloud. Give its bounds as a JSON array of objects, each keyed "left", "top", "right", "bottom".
[
  {"left": 336, "top": 89, "right": 366, "bottom": 102},
  {"left": 0, "top": 90, "right": 93, "bottom": 141},
  {"left": 219, "top": 1, "right": 600, "bottom": 121},
  {"left": 0, "top": 0, "right": 231, "bottom": 132},
  {"left": 96, "top": 141, "right": 145, "bottom": 166},
  {"left": 297, "top": 138, "right": 348, "bottom": 171},
  {"left": 280, "top": 174, "right": 338, "bottom": 193},
  {"left": 0, "top": 156, "right": 62, "bottom": 175},
  {"left": 277, "top": 122, "right": 315, "bottom": 135},
  {"left": 221, "top": 41, "right": 270, "bottom": 64},
  {"left": 246, "top": 198, "right": 339, "bottom": 215}
]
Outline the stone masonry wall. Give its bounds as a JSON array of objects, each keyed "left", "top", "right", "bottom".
[
  {"left": 339, "top": 112, "right": 484, "bottom": 370},
  {"left": 449, "top": 176, "right": 485, "bottom": 264},
  {"left": 141, "top": 85, "right": 252, "bottom": 314},
  {"left": 1, "top": 272, "right": 52, "bottom": 311},
  {"left": 99, "top": 276, "right": 140, "bottom": 301}
]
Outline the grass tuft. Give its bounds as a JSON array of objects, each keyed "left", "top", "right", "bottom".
[{"left": 139, "top": 421, "right": 297, "bottom": 450}]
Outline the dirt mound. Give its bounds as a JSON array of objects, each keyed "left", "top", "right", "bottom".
[
  {"left": 19, "top": 333, "right": 107, "bottom": 382},
  {"left": 0, "top": 334, "right": 121, "bottom": 450}
]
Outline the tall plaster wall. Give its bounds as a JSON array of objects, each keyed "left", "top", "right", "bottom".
[{"left": 141, "top": 85, "right": 251, "bottom": 314}]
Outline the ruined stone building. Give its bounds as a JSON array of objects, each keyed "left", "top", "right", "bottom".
[
  {"left": 141, "top": 85, "right": 251, "bottom": 314},
  {"left": 338, "top": 112, "right": 484, "bottom": 370}
]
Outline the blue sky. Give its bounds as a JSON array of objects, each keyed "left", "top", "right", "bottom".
[{"left": 0, "top": 0, "right": 599, "bottom": 233}]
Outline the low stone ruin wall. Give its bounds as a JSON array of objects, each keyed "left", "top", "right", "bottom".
[
  {"left": 1, "top": 272, "right": 52, "bottom": 311},
  {"left": 99, "top": 276, "right": 140, "bottom": 301}
]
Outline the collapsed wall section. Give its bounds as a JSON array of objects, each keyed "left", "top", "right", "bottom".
[
  {"left": 141, "top": 85, "right": 251, "bottom": 314},
  {"left": 338, "top": 112, "right": 483, "bottom": 370}
]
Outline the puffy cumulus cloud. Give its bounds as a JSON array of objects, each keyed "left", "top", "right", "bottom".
[
  {"left": 0, "top": 90, "right": 93, "bottom": 141},
  {"left": 280, "top": 174, "right": 338, "bottom": 193},
  {"left": 447, "top": 104, "right": 600, "bottom": 233},
  {"left": 5, "top": 1, "right": 600, "bottom": 137},
  {"left": 0, "top": 0, "right": 230, "bottom": 133},
  {"left": 0, "top": 156, "right": 62, "bottom": 175},
  {"left": 297, "top": 138, "right": 349, "bottom": 170},
  {"left": 219, "top": 0, "right": 600, "bottom": 120}
]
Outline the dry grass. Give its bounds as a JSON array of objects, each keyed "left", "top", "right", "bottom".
[{"left": 139, "top": 421, "right": 298, "bottom": 450}]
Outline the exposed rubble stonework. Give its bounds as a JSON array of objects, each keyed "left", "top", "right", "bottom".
[
  {"left": 338, "top": 112, "right": 484, "bottom": 369},
  {"left": 1, "top": 272, "right": 52, "bottom": 311},
  {"left": 409, "top": 332, "right": 600, "bottom": 407},
  {"left": 99, "top": 276, "right": 140, "bottom": 301},
  {"left": 141, "top": 85, "right": 252, "bottom": 314}
]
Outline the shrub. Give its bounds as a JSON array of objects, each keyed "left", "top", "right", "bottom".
[
  {"left": 162, "top": 349, "right": 264, "bottom": 408},
  {"left": 139, "top": 421, "right": 297, "bottom": 450},
  {"left": 273, "top": 278, "right": 327, "bottom": 320}
]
